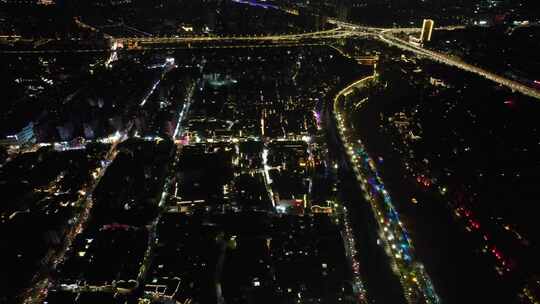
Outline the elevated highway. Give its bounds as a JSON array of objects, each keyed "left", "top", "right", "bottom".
[
  {"left": 112, "top": 28, "right": 357, "bottom": 49},
  {"left": 1, "top": 21, "right": 538, "bottom": 99},
  {"left": 377, "top": 29, "right": 540, "bottom": 100}
]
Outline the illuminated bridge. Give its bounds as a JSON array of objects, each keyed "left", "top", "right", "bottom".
[
  {"left": 377, "top": 29, "right": 540, "bottom": 100},
  {"left": 112, "top": 28, "right": 358, "bottom": 49},
  {"left": 0, "top": 28, "right": 360, "bottom": 52},
  {"left": 1, "top": 22, "right": 539, "bottom": 99}
]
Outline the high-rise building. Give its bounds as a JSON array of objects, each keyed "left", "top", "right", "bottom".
[
  {"left": 1, "top": 122, "right": 37, "bottom": 147},
  {"left": 420, "top": 19, "right": 435, "bottom": 43},
  {"left": 16, "top": 122, "right": 37, "bottom": 144}
]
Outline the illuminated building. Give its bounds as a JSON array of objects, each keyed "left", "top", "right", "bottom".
[
  {"left": 0, "top": 122, "right": 36, "bottom": 147},
  {"left": 420, "top": 19, "right": 434, "bottom": 43}
]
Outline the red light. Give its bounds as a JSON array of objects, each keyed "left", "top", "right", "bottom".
[
  {"left": 491, "top": 247, "right": 504, "bottom": 261},
  {"left": 416, "top": 175, "right": 432, "bottom": 187}
]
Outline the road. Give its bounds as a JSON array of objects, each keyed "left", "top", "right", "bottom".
[
  {"left": 17, "top": 58, "right": 173, "bottom": 302},
  {"left": 0, "top": 43, "right": 334, "bottom": 54},
  {"left": 139, "top": 58, "right": 176, "bottom": 107},
  {"left": 20, "top": 132, "right": 126, "bottom": 304},
  {"left": 135, "top": 78, "right": 196, "bottom": 293},
  {"left": 333, "top": 74, "right": 441, "bottom": 304},
  {"left": 5, "top": 21, "right": 537, "bottom": 100},
  {"left": 339, "top": 205, "right": 369, "bottom": 304},
  {"left": 4, "top": 7, "right": 539, "bottom": 302},
  {"left": 114, "top": 27, "right": 352, "bottom": 44},
  {"left": 329, "top": 18, "right": 540, "bottom": 99},
  {"left": 376, "top": 29, "right": 540, "bottom": 100}
]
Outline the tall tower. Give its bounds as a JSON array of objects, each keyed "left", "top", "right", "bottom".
[{"left": 420, "top": 19, "right": 434, "bottom": 43}]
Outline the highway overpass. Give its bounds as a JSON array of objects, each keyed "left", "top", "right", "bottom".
[{"left": 1, "top": 22, "right": 539, "bottom": 99}]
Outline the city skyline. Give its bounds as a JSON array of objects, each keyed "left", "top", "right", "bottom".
[{"left": 1, "top": 1, "right": 540, "bottom": 304}]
